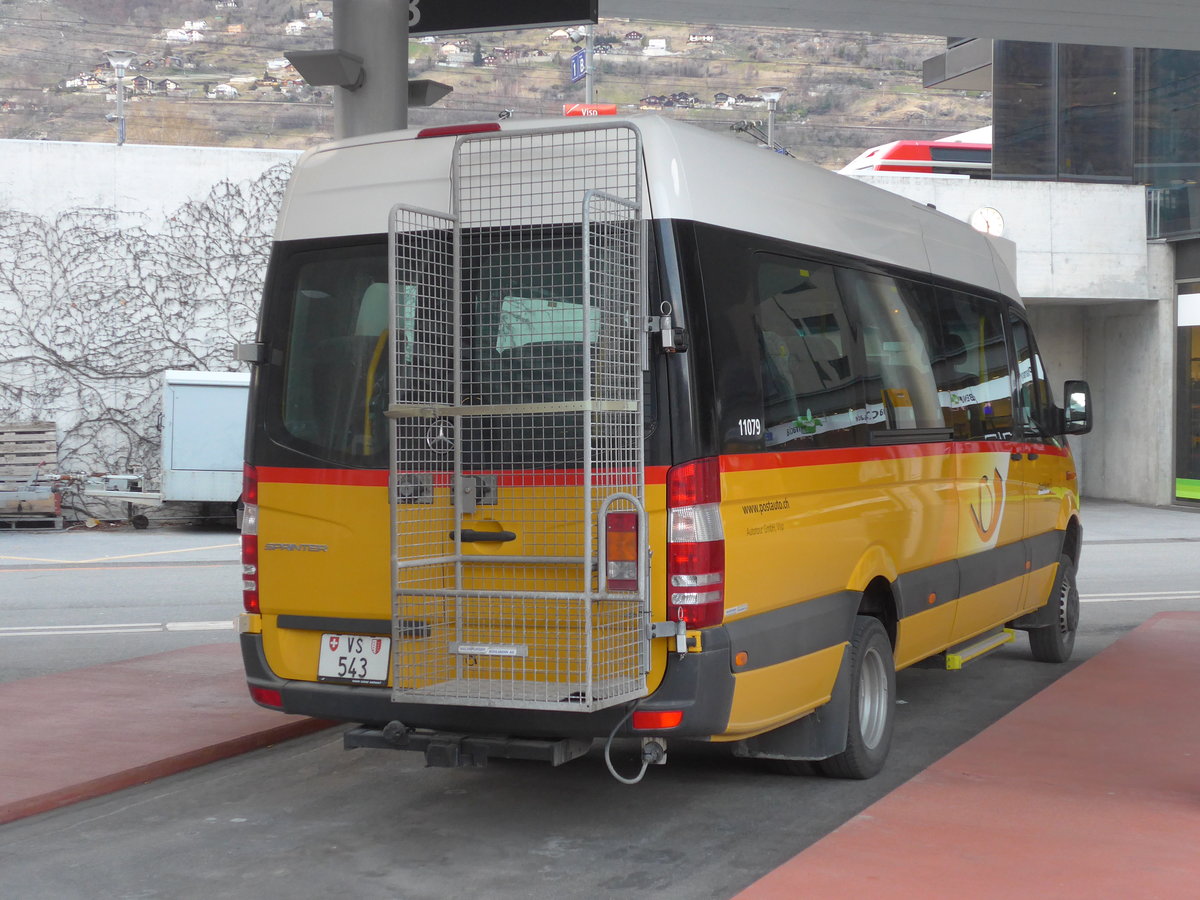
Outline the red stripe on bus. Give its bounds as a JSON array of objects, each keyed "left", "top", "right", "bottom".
[
  {"left": 718, "top": 440, "right": 1068, "bottom": 474},
  {"left": 257, "top": 467, "right": 387, "bottom": 487},
  {"left": 256, "top": 445, "right": 1064, "bottom": 487}
]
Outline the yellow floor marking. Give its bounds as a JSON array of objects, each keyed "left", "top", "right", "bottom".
[{"left": 0, "top": 542, "right": 238, "bottom": 565}]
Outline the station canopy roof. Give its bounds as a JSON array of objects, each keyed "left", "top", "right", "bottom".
[{"left": 602, "top": 0, "right": 1200, "bottom": 52}]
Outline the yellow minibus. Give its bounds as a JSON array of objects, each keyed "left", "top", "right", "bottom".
[{"left": 237, "top": 117, "right": 1091, "bottom": 782}]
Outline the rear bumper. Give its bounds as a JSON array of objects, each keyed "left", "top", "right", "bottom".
[{"left": 241, "top": 629, "right": 736, "bottom": 741}]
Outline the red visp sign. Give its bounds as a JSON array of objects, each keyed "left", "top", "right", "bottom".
[{"left": 563, "top": 103, "right": 618, "bottom": 116}]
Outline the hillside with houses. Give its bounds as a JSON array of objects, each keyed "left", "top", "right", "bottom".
[{"left": 0, "top": 0, "right": 990, "bottom": 166}]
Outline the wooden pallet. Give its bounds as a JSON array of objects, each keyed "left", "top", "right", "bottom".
[
  {"left": 1, "top": 422, "right": 58, "bottom": 481},
  {"left": 1, "top": 422, "right": 59, "bottom": 519},
  {"left": 0, "top": 515, "right": 64, "bottom": 531}
]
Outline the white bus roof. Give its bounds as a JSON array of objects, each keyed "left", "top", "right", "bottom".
[{"left": 275, "top": 115, "right": 1017, "bottom": 300}]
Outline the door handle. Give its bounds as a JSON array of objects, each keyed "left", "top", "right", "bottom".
[{"left": 452, "top": 529, "right": 516, "bottom": 543}]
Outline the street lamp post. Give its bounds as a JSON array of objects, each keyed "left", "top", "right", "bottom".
[
  {"left": 104, "top": 50, "right": 136, "bottom": 146},
  {"left": 758, "top": 85, "right": 785, "bottom": 151}
]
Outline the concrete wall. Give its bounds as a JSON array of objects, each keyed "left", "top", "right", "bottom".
[
  {"left": 856, "top": 176, "right": 1153, "bottom": 302},
  {"left": 0, "top": 140, "right": 298, "bottom": 228},
  {"left": 1079, "top": 243, "right": 1178, "bottom": 506},
  {"left": 0, "top": 140, "right": 299, "bottom": 516}
]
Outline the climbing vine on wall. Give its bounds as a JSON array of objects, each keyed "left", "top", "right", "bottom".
[{"left": 0, "top": 162, "right": 292, "bottom": 482}]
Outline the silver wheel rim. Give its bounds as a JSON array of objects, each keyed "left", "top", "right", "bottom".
[
  {"left": 1057, "top": 572, "right": 1078, "bottom": 636},
  {"left": 858, "top": 645, "right": 889, "bottom": 749}
]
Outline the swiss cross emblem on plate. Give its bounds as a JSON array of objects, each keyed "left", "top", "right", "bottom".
[{"left": 328, "top": 635, "right": 340, "bottom": 651}]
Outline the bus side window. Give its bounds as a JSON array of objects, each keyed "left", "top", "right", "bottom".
[
  {"left": 1010, "top": 314, "right": 1056, "bottom": 440},
  {"left": 753, "top": 256, "right": 865, "bottom": 450},
  {"left": 838, "top": 271, "right": 942, "bottom": 433},
  {"left": 933, "top": 291, "right": 1013, "bottom": 440}
]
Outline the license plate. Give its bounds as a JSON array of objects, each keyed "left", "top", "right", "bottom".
[{"left": 317, "top": 633, "right": 391, "bottom": 685}]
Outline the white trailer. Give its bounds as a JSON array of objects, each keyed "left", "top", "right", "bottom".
[
  {"left": 86, "top": 370, "right": 250, "bottom": 525},
  {"left": 160, "top": 370, "right": 250, "bottom": 504}
]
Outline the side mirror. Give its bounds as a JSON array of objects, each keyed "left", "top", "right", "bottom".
[{"left": 1062, "top": 379, "right": 1092, "bottom": 435}]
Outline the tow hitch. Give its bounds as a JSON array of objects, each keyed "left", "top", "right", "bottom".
[{"left": 343, "top": 723, "right": 592, "bottom": 768}]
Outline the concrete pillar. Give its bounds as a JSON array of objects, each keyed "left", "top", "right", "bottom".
[{"left": 333, "top": 0, "right": 410, "bottom": 139}]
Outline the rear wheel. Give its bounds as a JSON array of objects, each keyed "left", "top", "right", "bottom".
[
  {"left": 816, "top": 615, "right": 896, "bottom": 780},
  {"left": 1028, "top": 553, "right": 1079, "bottom": 663}
]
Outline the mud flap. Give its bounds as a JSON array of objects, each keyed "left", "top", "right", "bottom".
[{"left": 731, "top": 644, "right": 852, "bottom": 762}]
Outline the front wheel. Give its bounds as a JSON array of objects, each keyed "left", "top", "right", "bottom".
[
  {"left": 1028, "top": 553, "right": 1080, "bottom": 664},
  {"left": 816, "top": 615, "right": 896, "bottom": 780}
]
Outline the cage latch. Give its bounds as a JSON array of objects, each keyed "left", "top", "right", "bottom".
[
  {"left": 649, "top": 619, "right": 688, "bottom": 655},
  {"left": 645, "top": 313, "right": 688, "bottom": 353}
]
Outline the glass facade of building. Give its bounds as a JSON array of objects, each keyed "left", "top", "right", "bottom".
[
  {"left": 1138, "top": 50, "right": 1200, "bottom": 239},
  {"left": 993, "top": 43, "right": 1135, "bottom": 183},
  {"left": 994, "top": 43, "right": 1200, "bottom": 238}
]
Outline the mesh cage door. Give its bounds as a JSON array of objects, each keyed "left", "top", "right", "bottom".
[
  {"left": 390, "top": 124, "right": 648, "bottom": 712},
  {"left": 388, "top": 204, "right": 461, "bottom": 706}
]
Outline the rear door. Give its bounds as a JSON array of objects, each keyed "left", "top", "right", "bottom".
[{"left": 387, "top": 125, "right": 652, "bottom": 713}]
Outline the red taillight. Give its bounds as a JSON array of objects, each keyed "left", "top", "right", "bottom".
[
  {"left": 242, "top": 463, "right": 258, "bottom": 505},
  {"left": 249, "top": 685, "right": 282, "bottom": 709},
  {"left": 417, "top": 123, "right": 502, "bottom": 139},
  {"left": 666, "top": 457, "right": 725, "bottom": 629},
  {"left": 667, "top": 456, "right": 721, "bottom": 508},
  {"left": 242, "top": 464, "right": 259, "bottom": 614},
  {"left": 605, "top": 510, "right": 639, "bottom": 592},
  {"left": 632, "top": 709, "right": 683, "bottom": 730}
]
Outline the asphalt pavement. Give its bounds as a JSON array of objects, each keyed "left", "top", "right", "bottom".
[{"left": 0, "top": 500, "right": 1198, "bottom": 897}]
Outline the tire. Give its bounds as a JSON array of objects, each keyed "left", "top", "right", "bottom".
[
  {"left": 1028, "top": 553, "right": 1079, "bottom": 664},
  {"left": 815, "top": 615, "right": 896, "bottom": 780}
]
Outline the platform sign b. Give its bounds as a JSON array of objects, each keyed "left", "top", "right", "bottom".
[{"left": 570, "top": 49, "right": 587, "bottom": 84}]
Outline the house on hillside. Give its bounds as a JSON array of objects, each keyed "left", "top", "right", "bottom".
[
  {"left": 689, "top": 34, "right": 715, "bottom": 43},
  {"left": 165, "top": 29, "right": 206, "bottom": 43},
  {"left": 207, "top": 83, "right": 239, "bottom": 100},
  {"left": 285, "top": 21, "right": 308, "bottom": 36},
  {"left": 57, "top": 74, "right": 95, "bottom": 92},
  {"left": 155, "top": 79, "right": 181, "bottom": 93},
  {"left": 624, "top": 31, "right": 643, "bottom": 42},
  {"left": 183, "top": 20, "right": 208, "bottom": 31}
]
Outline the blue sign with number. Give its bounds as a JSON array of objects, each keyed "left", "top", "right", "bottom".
[{"left": 570, "top": 49, "right": 587, "bottom": 84}]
